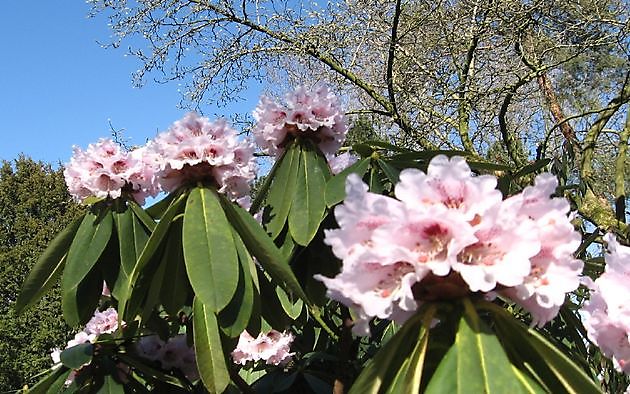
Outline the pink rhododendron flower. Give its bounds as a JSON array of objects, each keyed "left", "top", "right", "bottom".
[
  {"left": 146, "top": 112, "right": 256, "bottom": 200},
  {"left": 252, "top": 86, "right": 348, "bottom": 156},
  {"left": 231, "top": 330, "right": 294, "bottom": 366},
  {"left": 583, "top": 233, "right": 630, "bottom": 373},
  {"left": 135, "top": 334, "right": 199, "bottom": 381},
  {"left": 84, "top": 307, "right": 120, "bottom": 335},
  {"left": 327, "top": 151, "right": 359, "bottom": 174},
  {"left": 316, "top": 155, "right": 583, "bottom": 334},
  {"left": 63, "top": 138, "right": 159, "bottom": 205}
]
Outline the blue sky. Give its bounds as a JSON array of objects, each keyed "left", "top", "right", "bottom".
[{"left": 0, "top": 2, "right": 261, "bottom": 166}]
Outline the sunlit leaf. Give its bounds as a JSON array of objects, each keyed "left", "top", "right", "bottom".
[
  {"left": 265, "top": 142, "right": 300, "bottom": 238},
  {"left": 193, "top": 297, "right": 231, "bottom": 394},
  {"left": 288, "top": 143, "right": 327, "bottom": 246},
  {"left": 184, "top": 186, "right": 239, "bottom": 312},
  {"left": 325, "top": 157, "right": 370, "bottom": 207},
  {"left": 60, "top": 342, "right": 93, "bottom": 369}
]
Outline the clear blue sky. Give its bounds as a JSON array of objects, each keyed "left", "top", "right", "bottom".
[{"left": 0, "top": 2, "right": 261, "bottom": 166}]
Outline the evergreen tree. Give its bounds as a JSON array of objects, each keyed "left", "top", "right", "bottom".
[{"left": 0, "top": 156, "right": 81, "bottom": 390}]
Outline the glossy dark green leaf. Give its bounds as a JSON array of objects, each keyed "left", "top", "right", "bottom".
[
  {"left": 112, "top": 206, "right": 150, "bottom": 300},
  {"left": 15, "top": 214, "right": 83, "bottom": 313},
  {"left": 425, "top": 301, "right": 541, "bottom": 394},
  {"left": 61, "top": 209, "right": 112, "bottom": 323},
  {"left": 266, "top": 142, "right": 300, "bottom": 239},
  {"left": 159, "top": 219, "right": 190, "bottom": 316},
  {"left": 325, "top": 157, "right": 370, "bottom": 207},
  {"left": 386, "top": 321, "right": 430, "bottom": 394},
  {"left": 362, "top": 140, "right": 412, "bottom": 153},
  {"left": 193, "top": 297, "right": 230, "bottom": 394},
  {"left": 488, "top": 303, "right": 600, "bottom": 394},
  {"left": 27, "top": 366, "right": 70, "bottom": 394},
  {"left": 184, "top": 186, "right": 239, "bottom": 312},
  {"left": 219, "top": 196, "right": 309, "bottom": 303},
  {"left": 288, "top": 145, "right": 327, "bottom": 246},
  {"left": 218, "top": 231, "right": 255, "bottom": 337},
  {"left": 118, "top": 191, "right": 187, "bottom": 320},
  {"left": 303, "top": 373, "right": 333, "bottom": 394},
  {"left": 145, "top": 188, "right": 183, "bottom": 220},
  {"left": 63, "top": 250, "right": 106, "bottom": 326},
  {"left": 96, "top": 375, "right": 125, "bottom": 394},
  {"left": 60, "top": 342, "right": 93, "bottom": 369}
]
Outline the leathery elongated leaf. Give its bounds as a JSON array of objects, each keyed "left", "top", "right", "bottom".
[
  {"left": 218, "top": 230, "right": 255, "bottom": 337},
  {"left": 112, "top": 205, "right": 150, "bottom": 300},
  {"left": 486, "top": 301, "right": 600, "bottom": 394},
  {"left": 159, "top": 218, "right": 190, "bottom": 316},
  {"left": 349, "top": 306, "right": 435, "bottom": 394},
  {"left": 425, "top": 300, "right": 544, "bottom": 394},
  {"left": 219, "top": 195, "right": 309, "bottom": 303},
  {"left": 62, "top": 209, "right": 112, "bottom": 325},
  {"left": 193, "top": 297, "right": 230, "bottom": 393},
  {"left": 27, "top": 366, "right": 70, "bottom": 394},
  {"left": 16, "top": 213, "right": 83, "bottom": 313},
  {"left": 266, "top": 141, "right": 300, "bottom": 239},
  {"left": 288, "top": 143, "right": 327, "bottom": 246},
  {"left": 325, "top": 157, "right": 371, "bottom": 207},
  {"left": 118, "top": 191, "right": 187, "bottom": 320},
  {"left": 184, "top": 186, "right": 239, "bottom": 312}
]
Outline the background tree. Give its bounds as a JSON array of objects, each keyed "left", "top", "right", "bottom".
[{"left": 0, "top": 156, "right": 81, "bottom": 390}]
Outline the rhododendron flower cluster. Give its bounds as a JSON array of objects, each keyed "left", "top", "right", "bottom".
[
  {"left": 135, "top": 334, "right": 199, "bottom": 381},
  {"left": 316, "top": 155, "right": 583, "bottom": 335},
  {"left": 64, "top": 139, "right": 160, "bottom": 205},
  {"left": 583, "top": 234, "right": 630, "bottom": 374},
  {"left": 50, "top": 308, "right": 123, "bottom": 385},
  {"left": 231, "top": 330, "right": 294, "bottom": 366},
  {"left": 252, "top": 86, "right": 348, "bottom": 156},
  {"left": 146, "top": 112, "right": 256, "bottom": 202}
]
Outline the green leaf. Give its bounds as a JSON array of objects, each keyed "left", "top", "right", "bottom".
[
  {"left": 325, "top": 157, "right": 371, "bottom": 207},
  {"left": 389, "top": 149, "right": 473, "bottom": 162},
  {"left": 362, "top": 140, "right": 412, "bottom": 153},
  {"left": 60, "top": 342, "right": 93, "bottom": 369},
  {"left": 61, "top": 209, "right": 113, "bottom": 325},
  {"left": 96, "top": 375, "right": 125, "bottom": 394},
  {"left": 385, "top": 321, "right": 430, "bottom": 394},
  {"left": 276, "top": 286, "right": 303, "bottom": 320},
  {"left": 145, "top": 188, "right": 183, "bottom": 220},
  {"left": 128, "top": 199, "right": 157, "bottom": 231},
  {"left": 377, "top": 159, "right": 400, "bottom": 184},
  {"left": 112, "top": 205, "right": 150, "bottom": 300},
  {"left": 266, "top": 142, "right": 300, "bottom": 239},
  {"left": 193, "top": 297, "right": 231, "bottom": 394},
  {"left": 218, "top": 230, "right": 255, "bottom": 337},
  {"left": 117, "top": 354, "right": 189, "bottom": 389},
  {"left": 425, "top": 300, "right": 541, "bottom": 394},
  {"left": 184, "top": 186, "right": 239, "bottom": 312},
  {"left": 159, "top": 218, "right": 190, "bottom": 316},
  {"left": 368, "top": 166, "right": 384, "bottom": 194},
  {"left": 219, "top": 196, "right": 309, "bottom": 303},
  {"left": 288, "top": 144, "right": 327, "bottom": 246},
  {"left": 27, "top": 366, "right": 70, "bottom": 394},
  {"left": 118, "top": 191, "right": 187, "bottom": 320},
  {"left": 487, "top": 302, "right": 600, "bottom": 394},
  {"left": 61, "top": 209, "right": 113, "bottom": 324},
  {"left": 16, "top": 214, "right": 83, "bottom": 313},
  {"left": 349, "top": 308, "right": 433, "bottom": 394}
]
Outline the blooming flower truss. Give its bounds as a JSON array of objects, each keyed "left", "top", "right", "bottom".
[
  {"left": 252, "top": 86, "right": 348, "bottom": 156},
  {"left": 146, "top": 112, "right": 256, "bottom": 203},
  {"left": 316, "top": 155, "right": 583, "bottom": 335},
  {"left": 63, "top": 139, "right": 160, "bottom": 205},
  {"left": 583, "top": 234, "right": 630, "bottom": 374},
  {"left": 50, "top": 307, "right": 123, "bottom": 385},
  {"left": 231, "top": 329, "right": 294, "bottom": 366},
  {"left": 135, "top": 334, "right": 199, "bottom": 381}
]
